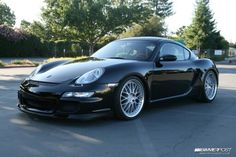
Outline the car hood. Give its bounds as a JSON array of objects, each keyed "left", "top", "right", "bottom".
[{"left": 31, "top": 57, "right": 137, "bottom": 83}]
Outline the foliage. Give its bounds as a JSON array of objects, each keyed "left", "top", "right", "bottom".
[
  {"left": 121, "top": 16, "right": 166, "bottom": 37},
  {"left": 0, "top": 60, "right": 5, "bottom": 67},
  {"left": 1, "top": 0, "right": 175, "bottom": 57},
  {"left": 180, "top": 0, "right": 229, "bottom": 53},
  {"left": 175, "top": 26, "right": 186, "bottom": 37},
  {"left": 0, "top": 25, "right": 25, "bottom": 41},
  {"left": 197, "top": 49, "right": 227, "bottom": 61},
  {"left": 229, "top": 42, "right": 236, "bottom": 48},
  {"left": 20, "top": 20, "right": 51, "bottom": 41},
  {"left": 34, "top": 0, "right": 151, "bottom": 54},
  {"left": 16, "top": 0, "right": 174, "bottom": 56},
  {"left": 65, "top": 0, "right": 151, "bottom": 54},
  {"left": 10, "top": 59, "right": 36, "bottom": 66},
  {"left": 213, "top": 32, "right": 229, "bottom": 50},
  {"left": 0, "top": 25, "right": 54, "bottom": 57},
  {"left": 183, "top": 0, "right": 216, "bottom": 51},
  {"left": 46, "top": 56, "right": 88, "bottom": 63},
  {"left": 41, "top": 0, "right": 75, "bottom": 41},
  {"left": 210, "top": 55, "right": 226, "bottom": 61},
  {"left": 147, "top": 0, "right": 173, "bottom": 18},
  {"left": 0, "top": 1, "right": 15, "bottom": 27},
  {"left": 0, "top": 60, "right": 40, "bottom": 67}
]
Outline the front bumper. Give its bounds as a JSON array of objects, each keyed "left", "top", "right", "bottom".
[{"left": 17, "top": 80, "right": 117, "bottom": 117}]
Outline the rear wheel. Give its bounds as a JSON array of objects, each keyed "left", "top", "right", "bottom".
[
  {"left": 199, "top": 70, "right": 218, "bottom": 102},
  {"left": 113, "top": 77, "right": 145, "bottom": 120}
]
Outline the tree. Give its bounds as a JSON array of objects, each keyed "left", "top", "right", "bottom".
[
  {"left": 182, "top": 0, "right": 229, "bottom": 53},
  {"left": 175, "top": 26, "right": 186, "bottom": 37},
  {"left": 20, "top": 20, "right": 31, "bottom": 32},
  {"left": 21, "top": 0, "right": 152, "bottom": 55},
  {"left": 121, "top": 16, "right": 166, "bottom": 37},
  {"left": 114, "top": 0, "right": 173, "bottom": 40},
  {"left": 183, "top": 0, "right": 217, "bottom": 52},
  {"left": 20, "top": 20, "right": 53, "bottom": 41},
  {"left": 0, "top": 25, "right": 25, "bottom": 41},
  {"left": 229, "top": 42, "right": 236, "bottom": 48},
  {"left": 51, "top": 0, "right": 150, "bottom": 53},
  {"left": 213, "top": 32, "right": 229, "bottom": 50},
  {"left": 0, "top": 1, "right": 15, "bottom": 27},
  {"left": 41, "top": 0, "right": 76, "bottom": 42},
  {"left": 147, "top": 0, "right": 173, "bottom": 18}
]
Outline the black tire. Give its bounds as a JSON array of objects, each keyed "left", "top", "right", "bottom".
[
  {"left": 113, "top": 76, "right": 145, "bottom": 120},
  {"left": 198, "top": 70, "right": 218, "bottom": 102}
]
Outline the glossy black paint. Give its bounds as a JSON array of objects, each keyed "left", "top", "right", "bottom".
[{"left": 18, "top": 37, "right": 219, "bottom": 117}]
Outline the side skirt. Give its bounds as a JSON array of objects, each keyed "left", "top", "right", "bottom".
[{"left": 149, "top": 88, "right": 192, "bottom": 103}]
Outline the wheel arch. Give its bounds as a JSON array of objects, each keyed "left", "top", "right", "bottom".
[
  {"left": 118, "top": 73, "right": 150, "bottom": 104},
  {"left": 193, "top": 58, "right": 219, "bottom": 84}
]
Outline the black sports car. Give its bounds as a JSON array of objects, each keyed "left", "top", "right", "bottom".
[{"left": 18, "top": 37, "right": 218, "bottom": 120}]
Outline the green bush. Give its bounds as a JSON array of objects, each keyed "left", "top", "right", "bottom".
[
  {"left": 0, "top": 26, "right": 111, "bottom": 57},
  {"left": 32, "top": 61, "right": 40, "bottom": 66},
  {"left": 10, "top": 59, "right": 35, "bottom": 66},
  {"left": 210, "top": 55, "right": 226, "bottom": 61},
  {"left": 197, "top": 49, "right": 227, "bottom": 61},
  {"left": 0, "top": 25, "right": 55, "bottom": 57},
  {"left": 0, "top": 60, "right": 5, "bottom": 67},
  {"left": 0, "top": 26, "right": 108, "bottom": 57},
  {"left": 46, "top": 56, "right": 88, "bottom": 63}
]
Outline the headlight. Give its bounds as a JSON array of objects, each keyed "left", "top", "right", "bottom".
[
  {"left": 75, "top": 68, "right": 105, "bottom": 85},
  {"left": 29, "top": 65, "right": 42, "bottom": 78}
]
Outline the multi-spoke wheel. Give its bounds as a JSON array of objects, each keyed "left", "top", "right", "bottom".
[
  {"left": 199, "top": 70, "right": 218, "bottom": 102},
  {"left": 113, "top": 77, "right": 145, "bottom": 120}
]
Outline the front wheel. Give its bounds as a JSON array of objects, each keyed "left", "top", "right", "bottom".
[
  {"left": 199, "top": 70, "right": 218, "bottom": 102},
  {"left": 113, "top": 77, "right": 145, "bottom": 120}
]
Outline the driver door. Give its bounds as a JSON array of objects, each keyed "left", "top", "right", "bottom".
[{"left": 150, "top": 43, "right": 194, "bottom": 100}]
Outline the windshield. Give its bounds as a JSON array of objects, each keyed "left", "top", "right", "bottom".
[{"left": 92, "top": 40, "right": 157, "bottom": 61}]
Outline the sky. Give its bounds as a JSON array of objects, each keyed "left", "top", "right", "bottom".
[
  {"left": 1, "top": 0, "right": 236, "bottom": 42},
  {"left": 165, "top": 0, "right": 236, "bottom": 43}
]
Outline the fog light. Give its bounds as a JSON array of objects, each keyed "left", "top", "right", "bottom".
[
  {"left": 73, "top": 92, "right": 94, "bottom": 98},
  {"left": 62, "top": 92, "right": 94, "bottom": 98},
  {"left": 63, "top": 92, "right": 73, "bottom": 97}
]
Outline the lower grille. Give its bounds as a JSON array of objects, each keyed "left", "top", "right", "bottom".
[
  {"left": 24, "top": 99, "right": 56, "bottom": 111},
  {"left": 59, "top": 101, "right": 80, "bottom": 113},
  {"left": 19, "top": 91, "right": 58, "bottom": 112}
]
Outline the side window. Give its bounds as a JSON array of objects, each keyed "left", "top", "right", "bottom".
[
  {"left": 183, "top": 48, "right": 190, "bottom": 60},
  {"left": 160, "top": 43, "right": 185, "bottom": 61}
]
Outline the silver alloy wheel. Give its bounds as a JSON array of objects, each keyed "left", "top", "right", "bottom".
[
  {"left": 120, "top": 79, "right": 144, "bottom": 118},
  {"left": 204, "top": 71, "right": 217, "bottom": 100}
]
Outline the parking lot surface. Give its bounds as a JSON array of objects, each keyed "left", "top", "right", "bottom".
[{"left": 0, "top": 64, "right": 235, "bottom": 157}]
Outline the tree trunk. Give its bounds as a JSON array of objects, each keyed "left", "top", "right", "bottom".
[
  {"left": 197, "top": 44, "right": 201, "bottom": 57},
  {"left": 89, "top": 43, "right": 95, "bottom": 56},
  {"left": 155, "top": 0, "right": 159, "bottom": 15}
]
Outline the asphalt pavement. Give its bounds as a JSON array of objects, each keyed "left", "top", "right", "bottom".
[{"left": 0, "top": 64, "right": 235, "bottom": 157}]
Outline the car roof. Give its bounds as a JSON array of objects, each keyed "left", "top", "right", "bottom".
[
  {"left": 118, "top": 36, "right": 187, "bottom": 48},
  {"left": 118, "top": 36, "right": 171, "bottom": 42},
  {"left": 117, "top": 36, "right": 196, "bottom": 56}
]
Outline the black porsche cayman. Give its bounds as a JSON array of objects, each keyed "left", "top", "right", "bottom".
[{"left": 18, "top": 37, "right": 218, "bottom": 120}]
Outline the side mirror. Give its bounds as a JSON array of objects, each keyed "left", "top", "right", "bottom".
[{"left": 159, "top": 54, "right": 177, "bottom": 62}]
